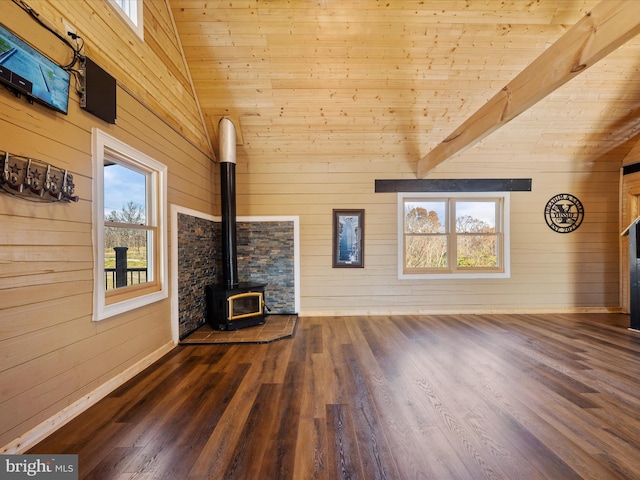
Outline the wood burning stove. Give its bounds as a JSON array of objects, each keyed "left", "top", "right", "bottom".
[
  {"left": 206, "top": 117, "right": 267, "bottom": 331},
  {"left": 206, "top": 283, "right": 266, "bottom": 330}
]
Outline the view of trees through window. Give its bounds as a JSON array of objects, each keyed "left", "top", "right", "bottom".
[
  {"left": 104, "top": 161, "right": 150, "bottom": 290},
  {"left": 404, "top": 199, "right": 500, "bottom": 271},
  {"left": 104, "top": 201, "right": 149, "bottom": 290}
]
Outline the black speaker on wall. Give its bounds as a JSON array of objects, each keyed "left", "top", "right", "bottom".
[{"left": 80, "top": 57, "right": 117, "bottom": 124}]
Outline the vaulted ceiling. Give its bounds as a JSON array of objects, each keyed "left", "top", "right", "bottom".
[{"left": 169, "top": 0, "right": 640, "bottom": 177}]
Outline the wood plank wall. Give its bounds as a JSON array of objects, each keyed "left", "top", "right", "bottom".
[
  {"left": 234, "top": 79, "right": 626, "bottom": 316},
  {"left": 0, "top": 0, "right": 635, "bottom": 453},
  {"left": 171, "top": 1, "right": 634, "bottom": 317},
  {"left": 0, "top": 1, "right": 214, "bottom": 450},
  {"left": 6, "top": 0, "right": 212, "bottom": 154}
]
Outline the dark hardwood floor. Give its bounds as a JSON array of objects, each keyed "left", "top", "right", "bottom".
[{"left": 30, "top": 313, "right": 640, "bottom": 479}]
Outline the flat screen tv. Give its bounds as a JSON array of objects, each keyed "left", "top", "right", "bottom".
[{"left": 0, "top": 23, "right": 70, "bottom": 114}]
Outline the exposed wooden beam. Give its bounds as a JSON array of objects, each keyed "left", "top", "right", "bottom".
[{"left": 417, "top": 0, "right": 640, "bottom": 178}]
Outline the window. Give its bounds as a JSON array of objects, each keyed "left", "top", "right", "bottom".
[
  {"left": 108, "top": 0, "right": 143, "bottom": 40},
  {"left": 93, "top": 129, "right": 167, "bottom": 320},
  {"left": 398, "top": 192, "right": 510, "bottom": 279}
]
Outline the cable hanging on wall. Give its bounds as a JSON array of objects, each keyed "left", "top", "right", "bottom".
[
  {"left": 10, "top": 0, "right": 86, "bottom": 99},
  {"left": 11, "top": 0, "right": 84, "bottom": 70},
  {"left": 0, "top": 150, "right": 79, "bottom": 203}
]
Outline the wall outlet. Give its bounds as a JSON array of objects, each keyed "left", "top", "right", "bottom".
[{"left": 62, "top": 19, "right": 76, "bottom": 39}]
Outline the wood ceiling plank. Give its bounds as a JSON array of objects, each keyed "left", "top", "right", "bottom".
[{"left": 417, "top": 0, "right": 640, "bottom": 177}]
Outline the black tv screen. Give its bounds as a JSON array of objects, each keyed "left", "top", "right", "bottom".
[{"left": 0, "top": 23, "right": 70, "bottom": 114}]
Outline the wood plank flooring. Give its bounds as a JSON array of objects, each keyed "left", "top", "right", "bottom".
[{"left": 29, "top": 313, "right": 640, "bottom": 479}]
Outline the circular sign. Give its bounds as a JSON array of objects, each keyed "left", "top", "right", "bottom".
[{"left": 544, "top": 193, "right": 584, "bottom": 233}]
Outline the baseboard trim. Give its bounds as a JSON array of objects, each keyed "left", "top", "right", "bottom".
[{"left": 2, "top": 341, "right": 175, "bottom": 454}]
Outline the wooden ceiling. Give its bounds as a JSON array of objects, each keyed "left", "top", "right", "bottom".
[{"left": 169, "top": 0, "right": 640, "bottom": 176}]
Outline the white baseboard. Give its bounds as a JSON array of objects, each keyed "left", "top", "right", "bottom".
[{"left": 2, "top": 341, "right": 175, "bottom": 454}]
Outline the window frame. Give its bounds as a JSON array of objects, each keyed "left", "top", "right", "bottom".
[
  {"left": 397, "top": 191, "right": 510, "bottom": 279},
  {"left": 92, "top": 128, "right": 167, "bottom": 321},
  {"left": 107, "top": 0, "right": 144, "bottom": 41}
]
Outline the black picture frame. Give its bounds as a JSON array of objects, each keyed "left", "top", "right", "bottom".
[{"left": 332, "top": 209, "right": 364, "bottom": 268}]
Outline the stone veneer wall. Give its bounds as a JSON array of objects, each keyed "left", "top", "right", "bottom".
[
  {"left": 177, "top": 213, "right": 218, "bottom": 338},
  {"left": 178, "top": 213, "right": 296, "bottom": 338},
  {"left": 237, "top": 221, "right": 296, "bottom": 313}
]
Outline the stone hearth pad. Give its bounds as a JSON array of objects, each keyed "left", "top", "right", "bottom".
[{"left": 180, "top": 314, "right": 297, "bottom": 344}]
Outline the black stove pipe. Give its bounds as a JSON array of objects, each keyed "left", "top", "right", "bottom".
[{"left": 219, "top": 117, "right": 238, "bottom": 287}]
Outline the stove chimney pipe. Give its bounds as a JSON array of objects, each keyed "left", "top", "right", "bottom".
[{"left": 219, "top": 117, "right": 238, "bottom": 287}]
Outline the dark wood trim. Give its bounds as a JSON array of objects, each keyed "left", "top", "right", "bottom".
[
  {"left": 375, "top": 178, "right": 532, "bottom": 193},
  {"left": 623, "top": 163, "right": 640, "bottom": 175}
]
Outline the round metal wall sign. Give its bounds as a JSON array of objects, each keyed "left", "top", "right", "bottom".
[{"left": 544, "top": 193, "right": 584, "bottom": 233}]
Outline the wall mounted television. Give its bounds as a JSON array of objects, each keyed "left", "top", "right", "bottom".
[{"left": 0, "top": 23, "right": 70, "bottom": 114}]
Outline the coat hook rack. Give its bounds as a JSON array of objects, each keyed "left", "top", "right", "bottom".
[{"left": 0, "top": 150, "right": 79, "bottom": 203}]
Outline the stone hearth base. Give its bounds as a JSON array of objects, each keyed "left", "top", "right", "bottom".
[{"left": 180, "top": 314, "right": 297, "bottom": 344}]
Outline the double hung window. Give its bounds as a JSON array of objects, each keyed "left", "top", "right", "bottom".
[
  {"left": 93, "top": 129, "right": 167, "bottom": 320},
  {"left": 398, "top": 192, "right": 510, "bottom": 279}
]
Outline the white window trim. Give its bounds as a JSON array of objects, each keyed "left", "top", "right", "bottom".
[
  {"left": 397, "top": 191, "right": 510, "bottom": 280},
  {"left": 92, "top": 128, "right": 168, "bottom": 321},
  {"left": 107, "top": 0, "right": 144, "bottom": 41}
]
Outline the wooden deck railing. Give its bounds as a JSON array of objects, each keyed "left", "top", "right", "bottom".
[{"left": 104, "top": 268, "right": 147, "bottom": 290}]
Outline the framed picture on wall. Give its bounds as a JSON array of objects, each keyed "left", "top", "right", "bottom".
[{"left": 332, "top": 209, "right": 365, "bottom": 268}]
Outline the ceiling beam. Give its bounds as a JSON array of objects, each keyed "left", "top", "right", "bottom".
[{"left": 417, "top": 0, "right": 640, "bottom": 178}]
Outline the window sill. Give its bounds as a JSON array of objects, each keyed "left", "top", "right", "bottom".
[
  {"left": 95, "top": 289, "right": 167, "bottom": 321},
  {"left": 399, "top": 271, "right": 510, "bottom": 280}
]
